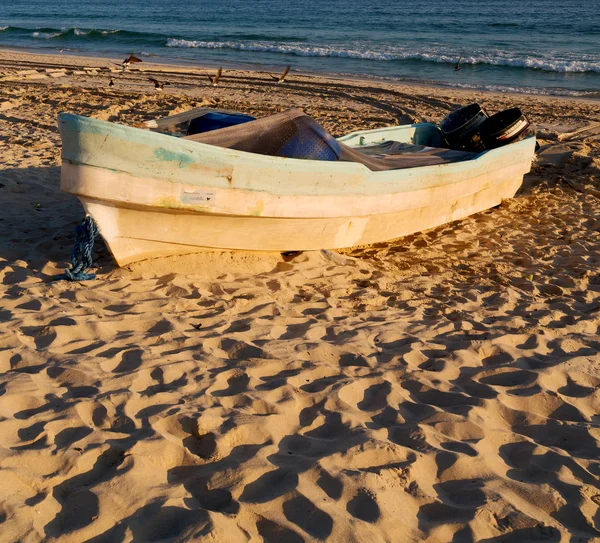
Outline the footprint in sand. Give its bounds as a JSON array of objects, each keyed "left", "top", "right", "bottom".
[
  {"left": 18, "top": 420, "right": 46, "bottom": 442},
  {"left": 280, "top": 321, "right": 317, "bottom": 340},
  {"left": 473, "top": 342, "right": 515, "bottom": 367},
  {"left": 338, "top": 352, "right": 370, "bottom": 368},
  {"left": 19, "top": 325, "right": 57, "bottom": 350},
  {"left": 222, "top": 318, "right": 253, "bottom": 333},
  {"left": 435, "top": 450, "right": 459, "bottom": 477},
  {"left": 453, "top": 368, "right": 498, "bottom": 400},
  {"left": 126, "top": 503, "right": 207, "bottom": 542},
  {"left": 283, "top": 494, "right": 334, "bottom": 540},
  {"left": 556, "top": 375, "right": 598, "bottom": 398},
  {"left": 46, "top": 366, "right": 100, "bottom": 398},
  {"left": 0, "top": 309, "right": 12, "bottom": 323},
  {"left": 346, "top": 488, "right": 380, "bottom": 523},
  {"left": 153, "top": 413, "right": 219, "bottom": 459},
  {"left": 180, "top": 416, "right": 218, "bottom": 459},
  {"left": 219, "top": 338, "right": 269, "bottom": 360},
  {"left": 255, "top": 368, "right": 302, "bottom": 391},
  {"left": 8, "top": 353, "right": 46, "bottom": 374},
  {"left": 53, "top": 426, "right": 93, "bottom": 448},
  {"left": 210, "top": 370, "right": 250, "bottom": 397},
  {"left": 75, "top": 402, "right": 109, "bottom": 429},
  {"left": 478, "top": 369, "right": 537, "bottom": 388},
  {"left": 2, "top": 266, "right": 29, "bottom": 285},
  {"left": 516, "top": 422, "right": 600, "bottom": 459},
  {"left": 357, "top": 381, "right": 392, "bottom": 412},
  {"left": 317, "top": 468, "right": 343, "bottom": 500},
  {"left": 266, "top": 279, "right": 282, "bottom": 292},
  {"left": 440, "top": 441, "right": 478, "bottom": 457},
  {"left": 169, "top": 469, "right": 238, "bottom": 513},
  {"left": 44, "top": 446, "right": 130, "bottom": 537},
  {"left": 402, "top": 379, "right": 481, "bottom": 409},
  {"left": 388, "top": 425, "right": 434, "bottom": 453},
  {"left": 287, "top": 364, "right": 344, "bottom": 394},
  {"left": 183, "top": 430, "right": 217, "bottom": 459},
  {"left": 337, "top": 379, "right": 392, "bottom": 412},
  {"left": 240, "top": 468, "right": 299, "bottom": 504},
  {"left": 24, "top": 492, "right": 46, "bottom": 506},
  {"left": 499, "top": 441, "right": 537, "bottom": 471},
  {"left": 418, "top": 482, "right": 485, "bottom": 531},
  {"left": 146, "top": 319, "right": 175, "bottom": 336},
  {"left": 15, "top": 299, "right": 41, "bottom": 311},
  {"left": 256, "top": 517, "right": 304, "bottom": 543},
  {"left": 300, "top": 375, "right": 345, "bottom": 394},
  {"left": 101, "top": 348, "right": 143, "bottom": 373}
]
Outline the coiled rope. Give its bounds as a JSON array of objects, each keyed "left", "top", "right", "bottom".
[{"left": 57, "top": 215, "right": 99, "bottom": 281}]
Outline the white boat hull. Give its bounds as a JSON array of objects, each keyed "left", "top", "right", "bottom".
[{"left": 59, "top": 114, "right": 536, "bottom": 266}]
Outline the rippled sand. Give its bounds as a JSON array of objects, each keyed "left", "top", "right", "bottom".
[{"left": 1, "top": 50, "right": 599, "bottom": 542}]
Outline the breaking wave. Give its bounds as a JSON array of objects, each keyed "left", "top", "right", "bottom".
[
  {"left": 0, "top": 25, "right": 159, "bottom": 42},
  {"left": 166, "top": 39, "right": 600, "bottom": 74},
  {"left": 32, "top": 30, "right": 62, "bottom": 39}
]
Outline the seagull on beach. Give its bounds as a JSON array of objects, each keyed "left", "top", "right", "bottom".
[
  {"left": 122, "top": 54, "right": 142, "bottom": 71},
  {"left": 207, "top": 67, "right": 223, "bottom": 86},
  {"left": 109, "top": 78, "right": 114, "bottom": 87},
  {"left": 148, "top": 77, "right": 170, "bottom": 91},
  {"left": 270, "top": 65, "right": 290, "bottom": 84}
]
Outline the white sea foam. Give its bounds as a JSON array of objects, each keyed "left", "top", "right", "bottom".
[
  {"left": 30, "top": 27, "right": 119, "bottom": 39},
  {"left": 446, "top": 81, "right": 597, "bottom": 97},
  {"left": 457, "top": 54, "right": 600, "bottom": 73},
  {"left": 32, "top": 31, "right": 62, "bottom": 39},
  {"left": 165, "top": 38, "right": 600, "bottom": 73},
  {"left": 166, "top": 38, "right": 397, "bottom": 61},
  {"left": 0, "top": 26, "right": 8, "bottom": 31}
]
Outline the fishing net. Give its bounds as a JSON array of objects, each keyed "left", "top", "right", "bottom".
[{"left": 184, "top": 109, "right": 475, "bottom": 170}]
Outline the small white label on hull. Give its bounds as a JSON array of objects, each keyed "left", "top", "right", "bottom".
[{"left": 181, "top": 189, "right": 216, "bottom": 204}]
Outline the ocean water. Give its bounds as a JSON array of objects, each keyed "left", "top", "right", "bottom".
[{"left": 1, "top": 0, "right": 599, "bottom": 97}]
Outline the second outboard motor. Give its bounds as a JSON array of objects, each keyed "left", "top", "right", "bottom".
[
  {"left": 479, "top": 108, "right": 530, "bottom": 150},
  {"left": 440, "top": 103, "right": 488, "bottom": 152}
]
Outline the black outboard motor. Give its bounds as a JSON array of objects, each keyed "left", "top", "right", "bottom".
[
  {"left": 478, "top": 108, "right": 530, "bottom": 149},
  {"left": 440, "top": 103, "right": 488, "bottom": 152}
]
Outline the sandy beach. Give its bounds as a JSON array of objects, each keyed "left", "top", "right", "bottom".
[{"left": 1, "top": 50, "right": 599, "bottom": 542}]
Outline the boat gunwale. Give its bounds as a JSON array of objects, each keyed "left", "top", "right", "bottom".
[{"left": 58, "top": 113, "right": 536, "bottom": 197}]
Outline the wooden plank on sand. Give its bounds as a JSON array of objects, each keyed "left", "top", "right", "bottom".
[{"left": 558, "top": 121, "right": 600, "bottom": 142}]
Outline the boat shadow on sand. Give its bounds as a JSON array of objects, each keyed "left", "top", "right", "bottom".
[
  {"left": 0, "top": 165, "right": 115, "bottom": 283},
  {"left": 0, "top": 161, "right": 533, "bottom": 283}
]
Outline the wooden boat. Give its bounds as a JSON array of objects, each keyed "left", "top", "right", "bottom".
[{"left": 58, "top": 109, "right": 536, "bottom": 266}]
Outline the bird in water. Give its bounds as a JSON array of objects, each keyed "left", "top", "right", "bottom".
[
  {"left": 270, "top": 65, "right": 290, "bottom": 84},
  {"left": 207, "top": 67, "right": 223, "bottom": 87},
  {"left": 448, "top": 57, "right": 462, "bottom": 72},
  {"left": 109, "top": 78, "right": 114, "bottom": 88},
  {"left": 148, "top": 77, "right": 170, "bottom": 91},
  {"left": 122, "top": 54, "right": 142, "bottom": 71}
]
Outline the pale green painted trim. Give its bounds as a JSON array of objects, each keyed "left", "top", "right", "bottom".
[{"left": 58, "top": 113, "right": 535, "bottom": 197}]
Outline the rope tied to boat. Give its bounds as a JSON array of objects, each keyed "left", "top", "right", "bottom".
[{"left": 59, "top": 215, "right": 99, "bottom": 281}]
